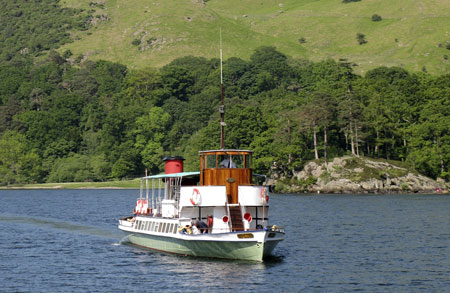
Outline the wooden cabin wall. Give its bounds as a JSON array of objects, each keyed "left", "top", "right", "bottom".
[{"left": 201, "top": 169, "right": 252, "bottom": 203}]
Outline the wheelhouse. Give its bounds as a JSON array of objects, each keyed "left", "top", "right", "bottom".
[{"left": 200, "top": 150, "right": 253, "bottom": 204}]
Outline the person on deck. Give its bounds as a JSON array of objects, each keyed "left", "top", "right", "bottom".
[
  {"left": 191, "top": 224, "right": 200, "bottom": 234},
  {"left": 207, "top": 215, "right": 213, "bottom": 233},
  {"left": 220, "top": 157, "right": 236, "bottom": 168},
  {"left": 195, "top": 220, "right": 208, "bottom": 233}
]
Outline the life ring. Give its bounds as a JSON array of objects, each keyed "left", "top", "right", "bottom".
[
  {"left": 190, "top": 188, "right": 201, "bottom": 205},
  {"left": 244, "top": 212, "right": 252, "bottom": 223}
]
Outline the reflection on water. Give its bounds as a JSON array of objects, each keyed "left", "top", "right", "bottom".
[{"left": 132, "top": 249, "right": 271, "bottom": 290}]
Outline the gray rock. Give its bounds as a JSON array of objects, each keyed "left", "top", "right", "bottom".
[{"left": 269, "top": 156, "right": 445, "bottom": 194}]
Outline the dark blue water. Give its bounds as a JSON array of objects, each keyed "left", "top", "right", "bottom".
[{"left": 0, "top": 190, "right": 449, "bottom": 292}]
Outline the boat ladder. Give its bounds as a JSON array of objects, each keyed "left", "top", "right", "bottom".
[{"left": 227, "top": 203, "right": 244, "bottom": 231}]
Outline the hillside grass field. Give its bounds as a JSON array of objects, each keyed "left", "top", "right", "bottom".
[{"left": 59, "top": 0, "right": 450, "bottom": 74}]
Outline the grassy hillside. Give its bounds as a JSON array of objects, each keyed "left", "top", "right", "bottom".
[{"left": 59, "top": 0, "right": 450, "bottom": 74}]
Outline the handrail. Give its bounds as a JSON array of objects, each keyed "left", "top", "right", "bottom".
[{"left": 225, "top": 201, "right": 231, "bottom": 231}]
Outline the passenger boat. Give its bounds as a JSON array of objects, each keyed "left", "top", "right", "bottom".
[
  {"left": 118, "top": 152, "right": 285, "bottom": 262},
  {"left": 118, "top": 39, "right": 284, "bottom": 261}
]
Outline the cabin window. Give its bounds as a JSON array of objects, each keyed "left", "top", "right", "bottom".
[
  {"left": 245, "top": 154, "right": 251, "bottom": 168},
  {"left": 219, "top": 154, "right": 245, "bottom": 168},
  {"left": 136, "top": 220, "right": 141, "bottom": 230},
  {"left": 205, "top": 155, "right": 216, "bottom": 169},
  {"left": 154, "top": 222, "right": 160, "bottom": 232},
  {"left": 218, "top": 155, "right": 236, "bottom": 168},
  {"left": 172, "top": 224, "right": 177, "bottom": 234},
  {"left": 159, "top": 223, "right": 165, "bottom": 233},
  {"left": 231, "top": 155, "right": 244, "bottom": 168}
]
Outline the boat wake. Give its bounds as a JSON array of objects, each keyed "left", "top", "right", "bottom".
[
  {"left": 112, "top": 236, "right": 131, "bottom": 246},
  {"left": 0, "top": 214, "right": 122, "bottom": 239}
]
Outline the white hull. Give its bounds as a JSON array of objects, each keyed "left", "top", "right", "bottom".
[{"left": 119, "top": 217, "right": 284, "bottom": 261}]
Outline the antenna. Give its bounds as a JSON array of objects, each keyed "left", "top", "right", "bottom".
[{"left": 219, "top": 29, "right": 225, "bottom": 149}]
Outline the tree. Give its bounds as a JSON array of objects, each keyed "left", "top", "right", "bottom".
[
  {"left": 312, "top": 92, "right": 336, "bottom": 160},
  {"left": 91, "top": 60, "right": 127, "bottom": 97},
  {"left": 124, "top": 67, "right": 164, "bottom": 106},
  {"left": 141, "top": 141, "right": 165, "bottom": 174},
  {"left": 161, "top": 65, "right": 194, "bottom": 101},
  {"left": 0, "top": 96, "right": 23, "bottom": 133},
  {"left": 407, "top": 78, "right": 450, "bottom": 178},
  {"left": 134, "top": 107, "right": 171, "bottom": 148},
  {"left": 292, "top": 92, "right": 334, "bottom": 160},
  {"left": 111, "top": 141, "right": 141, "bottom": 179},
  {"left": 250, "top": 46, "right": 291, "bottom": 86},
  {"left": 133, "top": 107, "right": 171, "bottom": 174},
  {"left": 338, "top": 91, "right": 363, "bottom": 156},
  {"left": 0, "top": 130, "right": 42, "bottom": 184}
]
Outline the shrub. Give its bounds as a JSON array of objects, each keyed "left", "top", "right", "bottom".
[
  {"left": 356, "top": 33, "right": 367, "bottom": 45},
  {"left": 75, "top": 54, "right": 84, "bottom": 63},
  {"left": 62, "top": 50, "right": 73, "bottom": 59},
  {"left": 401, "top": 183, "right": 409, "bottom": 191},
  {"left": 274, "top": 180, "right": 288, "bottom": 193},
  {"left": 131, "top": 39, "right": 141, "bottom": 46},
  {"left": 371, "top": 14, "right": 382, "bottom": 21}
]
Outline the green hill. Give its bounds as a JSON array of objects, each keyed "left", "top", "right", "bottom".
[{"left": 60, "top": 0, "right": 450, "bottom": 74}]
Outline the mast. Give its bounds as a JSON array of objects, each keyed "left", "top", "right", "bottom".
[{"left": 219, "top": 29, "right": 225, "bottom": 149}]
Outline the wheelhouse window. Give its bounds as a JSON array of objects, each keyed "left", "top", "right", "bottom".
[
  {"left": 244, "top": 154, "right": 251, "bottom": 168},
  {"left": 205, "top": 155, "right": 216, "bottom": 169},
  {"left": 219, "top": 154, "right": 244, "bottom": 168},
  {"left": 202, "top": 151, "right": 252, "bottom": 169}
]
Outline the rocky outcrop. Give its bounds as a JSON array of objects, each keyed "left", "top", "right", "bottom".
[{"left": 279, "top": 156, "right": 446, "bottom": 194}]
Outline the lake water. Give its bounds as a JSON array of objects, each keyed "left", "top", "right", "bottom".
[{"left": 0, "top": 190, "right": 449, "bottom": 292}]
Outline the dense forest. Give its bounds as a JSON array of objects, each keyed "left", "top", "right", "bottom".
[
  {"left": 0, "top": 0, "right": 448, "bottom": 185},
  {"left": 0, "top": 0, "right": 92, "bottom": 66},
  {"left": 0, "top": 46, "right": 449, "bottom": 185}
]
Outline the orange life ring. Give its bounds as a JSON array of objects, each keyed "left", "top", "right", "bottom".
[{"left": 190, "top": 188, "right": 201, "bottom": 205}]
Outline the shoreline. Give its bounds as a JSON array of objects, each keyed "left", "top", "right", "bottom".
[
  {"left": 0, "top": 186, "right": 136, "bottom": 190},
  {"left": 0, "top": 179, "right": 140, "bottom": 190},
  {"left": 1, "top": 185, "right": 447, "bottom": 194}
]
